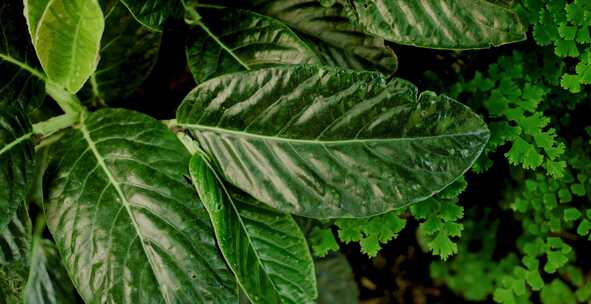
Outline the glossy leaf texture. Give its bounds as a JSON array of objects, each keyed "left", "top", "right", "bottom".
[
  {"left": 29, "top": 0, "right": 105, "bottom": 93},
  {"left": 315, "top": 255, "right": 359, "bottom": 304},
  {"left": 45, "top": 109, "right": 237, "bottom": 303},
  {"left": 190, "top": 153, "right": 317, "bottom": 304},
  {"left": 0, "top": 1, "right": 45, "bottom": 110},
  {"left": 82, "top": 0, "right": 162, "bottom": 104},
  {"left": 187, "top": 6, "right": 319, "bottom": 84},
  {"left": 350, "top": 0, "right": 526, "bottom": 49},
  {"left": 0, "top": 205, "right": 32, "bottom": 304},
  {"left": 120, "top": 0, "right": 183, "bottom": 31},
  {"left": 25, "top": 239, "right": 77, "bottom": 304},
  {"left": 177, "top": 65, "right": 490, "bottom": 218},
  {"left": 245, "top": 0, "right": 397, "bottom": 72},
  {"left": 303, "top": 35, "right": 394, "bottom": 72},
  {"left": 0, "top": 104, "right": 34, "bottom": 231}
]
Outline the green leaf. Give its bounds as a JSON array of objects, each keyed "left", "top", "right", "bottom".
[
  {"left": 309, "top": 227, "right": 339, "bottom": 258},
  {"left": 189, "top": 153, "right": 318, "bottom": 304},
  {"left": 0, "top": 205, "right": 32, "bottom": 304},
  {"left": 30, "top": 0, "right": 105, "bottom": 93},
  {"left": 315, "top": 254, "right": 359, "bottom": 304},
  {"left": 119, "top": 0, "right": 183, "bottom": 31},
  {"left": 304, "top": 35, "right": 397, "bottom": 73},
  {"left": 540, "top": 279, "right": 576, "bottom": 304},
  {"left": 186, "top": 7, "right": 319, "bottom": 84},
  {"left": 177, "top": 65, "right": 489, "bottom": 218},
  {"left": 0, "top": 1, "right": 46, "bottom": 110},
  {"left": 82, "top": 0, "right": 162, "bottom": 104},
  {"left": 247, "top": 0, "right": 397, "bottom": 72},
  {"left": 45, "top": 109, "right": 237, "bottom": 303},
  {"left": 0, "top": 104, "right": 34, "bottom": 231},
  {"left": 350, "top": 0, "right": 526, "bottom": 49},
  {"left": 25, "top": 239, "right": 77, "bottom": 304}
]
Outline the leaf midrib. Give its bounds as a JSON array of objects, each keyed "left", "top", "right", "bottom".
[
  {"left": 78, "top": 112, "right": 171, "bottom": 304},
  {"left": 179, "top": 123, "right": 489, "bottom": 144}
]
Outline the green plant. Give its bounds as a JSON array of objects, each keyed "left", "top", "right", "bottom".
[{"left": 0, "top": 0, "right": 529, "bottom": 303}]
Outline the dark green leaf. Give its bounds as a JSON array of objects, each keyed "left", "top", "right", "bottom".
[
  {"left": 82, "top": 0, "right": 162, "bottom": 104},
  {"left": 187, "top": 7, "right": 319, "bottom": 84},
  {"left": 247, "top": 0, "right": 397, "bottom": 72},
  {"left": 0, "top": 1, "right": 45, "bottom": 110},
  {"left": 30, "top": 0, "right": 105, "bottom": 93},
  {"left": 315, "top": 255, "right": 359, "bottom": 304},
  {"left": 304, "top": 35, "right": 397, "bottom": 73},
  {"left": 0, "top": 104, "right": 34, "bottom": 231},
  {"left": 46, "top": 109, "right": 237, "bottom": 303},
  {"left": 120, "top": 0, "right": 183, "bottom": 31},
  {"left": 0, "top": 205, "right": 32, "bottom": 304},
  {"left": 350, "top": 0, "right": 526, "bottom": 49},
  {"left": 25, "top": 239, "right": 77, "bottom": 304},
  {"left": 190, "top": 153, "right": 317, "bottom": 304},
  {"left": 177, "top": 65, "right": 489, "bottom": 218}
]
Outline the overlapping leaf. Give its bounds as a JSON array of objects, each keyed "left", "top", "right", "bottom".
[
  {"left": 83, "top": 0, "right": 162, "bottom": 104},
  {"left": 27, "top": 0, "right": 104, "bottom": 93},
  {"left": 315, "top": 255, "right": 359, "bottom": 304},
  {"left": 177, "top": 65, "right": 489, "bottom": 218},
  {"left": 25, "top": 239, "right": 77, "bottom": 304},
  {"left": 46, "top": 109, "right": 237, "bottom": 303},
  {"left": 0, "top": 205, "right": 32, "bottom": 304},
  {"left": 187, "top": 7, "right": 319, "bottom": 84},
  {"left": 0, "top": 104, "right": 34, "bottom": 231},
  {"left": 120, "top": 0, "right": 183, "bottom": 31},
  {"left": 190, "top": 153, "right": 317, "bottom": 304},
  {"left": 246, "top": 0, "right": 397, "bottom": 72},
  {"left": 0, "top": 1, "right": 45, "bottom": 110},
  {"left": 349, "top": 0, "right": 526, "bottom": 49}
]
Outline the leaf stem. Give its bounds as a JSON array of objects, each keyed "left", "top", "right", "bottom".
[
  {"left": 45, "top": 82, "right": 85, "bottom": 114},
  {"left": 32, "top": 112, "right": 80, "bottom": 137}
]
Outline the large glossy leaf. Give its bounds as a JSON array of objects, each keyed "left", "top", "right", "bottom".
[
  {"left": 25, "top": 239, "right": 77, "bottom": 304},
  {"left": 46, "top": 109, "right": 237, "bottom": 303},
  {"left": 315, "top": 255, "right": 359, "bottom": 304},
  {"left": 0, "top": 1, "right": 45, "bottom": 110},
  {"left": 303, "top": 35, "right": 394, "bottom": 72},
  {"left": 120, "top": 0, "right": 183, "bottom": 31},
  {"left": 187, "top": 6, "right": 319, "bottom": 84},
  {"left": 82, "top": 0, "right": 162, "bottom": 104},
  {"left": 30, "top": 0, "right": 104, "bottom": 93},
  {"left": 0, "top": 205, "right": 32, "bottom": 304},
  {"left": 177, "top": 65, "right": 489, "bottom": 218},
  {"left": 0, "top": 104, "right": 34, "bottom": 231},
  {"left": 350, "top": 0, "right": 526, "bottom": 49},
  {"left": 246, "top": 0, "right": 397, "bottom": 73},
  {"left": 189, "top": 153, "right": 317, "bottom": 304}
]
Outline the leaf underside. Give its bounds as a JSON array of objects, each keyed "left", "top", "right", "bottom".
[
  {"left": 351, "top": 0, "right": 526, "bottom": 49},
  {"left": 187, "top": 6, "right": 319, "bottom": 84},
  {"left": 177, "top": 65, "right": 489, "bottom": 218},
  {"left": 46, "top": 109, "right": 237, "bottom": 303},
  {"left": 190, "top": 154, "right": 317, "bottom": 304},
  {"left": 32, "top": 0, "right": 105, "bottom": 93},
  {"left": 0, "top": 104, "right": 34, "bottom": 231}
]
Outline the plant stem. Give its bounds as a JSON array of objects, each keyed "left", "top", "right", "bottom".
[
  {"left": 33, "top": 214, "right": 47, "bottom": 238},
  {"left": 32, "top": 112, "right": 80, "bottom": 137},
  {"left": 45, "top": 82, "right": 85, "bottom": 114}
]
